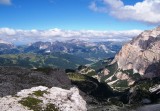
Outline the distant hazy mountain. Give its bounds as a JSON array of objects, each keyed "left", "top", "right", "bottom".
[
  {"left": 0, "top": 39, "right": 21, "bottom": 54},
  {"left": 0, "top": 39, "right": 123, "bottom": 59},
  {"left": 0, "top": 39, "right": 14, "bottom": 49},
  {"left": 24, "top": 39, "right": 123, "bottom": 61},
  {"left": 0, "top": 39, "right": 124, "bottom": 69}
]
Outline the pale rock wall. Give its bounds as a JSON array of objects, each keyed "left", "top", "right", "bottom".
[{"left": 113, "top": 27, "right": 160, "bottom": 77}]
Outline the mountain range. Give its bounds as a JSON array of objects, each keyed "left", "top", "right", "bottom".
[{"left": 0, "top": 39, "right": 123, "bottom": 69}]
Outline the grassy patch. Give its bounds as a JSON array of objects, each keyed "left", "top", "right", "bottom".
[
  {"left": 105, "top": 62, "right": 118, "bottom": 75},
  {"left": 19, "top": 97, "right": 42, "bottom": 111},
  {"left": 112, "top": 80, "right": 128, "bottom": 88},
  {"left": 68, "top": 73, "right": 86, "bottom": 81},
  {"left": 91, "top": 58, "right": 113, "bottom": 71},
  {"left": 101, "top": 62, "right": 118, "bottom": 82},
  {"left": 44, "top": 103, "right": 59, "bottom": 111},
  {"left": 120, "top": 69, "right": 141, "bottom": 81},
  {"left": 19, "top": 96, "right": 59, "bottom": 111},
  {"left": 86, "top": 71, "right": 97, "bottom": 77},
  {"left": 33, "top": 90, "right": 48, "bottom": 97}
]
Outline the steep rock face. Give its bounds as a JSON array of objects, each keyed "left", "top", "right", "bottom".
[
  {"left": 113, "top": 27, "right": 160, "bottom": 77},
  {"left": 0, "top": 86, "right": 87, "bottom": 111}
]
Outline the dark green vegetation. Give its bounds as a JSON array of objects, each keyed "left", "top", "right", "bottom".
[
  {"left": 90, "top": 58, "right": 113, "bottom": 71},
  {"left": 109, "top": 69, "right": 141, "bottom": 88},
  {"left": 67, "top": 72, "right": 132, "bottom": 107},
  {"left": 91, "top": 59, "right": 142, "bottom": 89},
  {"left": 45, "top": 104, "right": 59, "bottom": 111},
  {"left": 0, "top": 52, "right": 91, "bottom": 69},
  {"left": 119, "top": 69, "right": 141, "bottom": 81},
  {"left": 86, "top": 70, "right": 97, "bottom": 77},
  {"left": 112, "top": 80, "right": 128, "bottom": 88},
  {"left": 100, "top": 62, "right": 118, "bottom": 82},
  {"left": 19, "top": 97, "right": 43, "bottom": 111},
  {"left": 68, "top": 73, "right": 116, "bottom": 101},
  {"left": 132, "top": 77, "right": 160, "bottom": 93},
  {"left": 77, "top": 65, "right": 97, "bottom": 77},
  {"left": 33, "top": 90, "right": 49, "bottom": 97},
  {"left": 19, "top": 97, "right": 58, "bottom": 111},
  {"left": 128, "top": 77, "right": 160, "bottom": 104}
]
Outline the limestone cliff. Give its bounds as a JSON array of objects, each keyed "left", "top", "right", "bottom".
[{"left": 113, "top": 27, "right": 160, "bottom": 78}]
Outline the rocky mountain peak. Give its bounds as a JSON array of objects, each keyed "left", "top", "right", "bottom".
[
  {"left": 142, "top": 26, "right": 160, "bottom": 37},
  {"left": 130, "top": 27, "right": 160, "bottom": 50},
  {"left": 113, "top": 27, "right": 160, "bottom": 77}
]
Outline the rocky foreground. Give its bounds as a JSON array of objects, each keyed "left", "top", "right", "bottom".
[
  {"left": 0, "top": 67, "right": 88, "bottom": 111},
  {"left": 0, "top": 86, "right": 87, "bottom": 111}
]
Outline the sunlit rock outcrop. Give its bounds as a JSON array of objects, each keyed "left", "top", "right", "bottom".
[{"left": 0, "top": 86, "right": 87, "bottom": 111}]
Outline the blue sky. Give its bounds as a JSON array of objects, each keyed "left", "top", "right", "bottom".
[
  {"left": 0, "top": 0, "right": 156, "bottom": 30},
  {"left": 0, "top": 0, "right": 159, "bottom": 44}
]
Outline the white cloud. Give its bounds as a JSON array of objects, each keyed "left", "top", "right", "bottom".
[
  {"left": 0, "top": 28, "right": 16, "bottom": 35},
  {"left": 89, "top": 0, "right": 160, "bottom": 24},
  {"left": 0, "top": 0, "right": 12, "bottom": 5},
  {"left": 0, "top": 28, "right": 142, "bottom": 45},
  {"left": 89, "top": 1, "right": 107, "bottom": 12}
]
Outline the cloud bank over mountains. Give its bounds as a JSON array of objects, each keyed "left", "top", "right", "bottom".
[
  {"left": 0, "top": 28, "right": 142, "bottom": 45},
  {"left": 89, "top": 0, "right": 160, "bottom": 24}
]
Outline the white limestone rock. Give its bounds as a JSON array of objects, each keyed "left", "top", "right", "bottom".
[{"left": 0, "top": 86, "right": 87, "bottom": 111}]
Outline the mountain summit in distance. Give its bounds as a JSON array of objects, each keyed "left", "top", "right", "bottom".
[{"left": 0, "top": 39, "right": 123, "bottom": 69}]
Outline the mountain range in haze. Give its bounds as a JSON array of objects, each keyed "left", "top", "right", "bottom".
[{"left": 0, "top": 39, "right": 123, "bottom": 69}]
